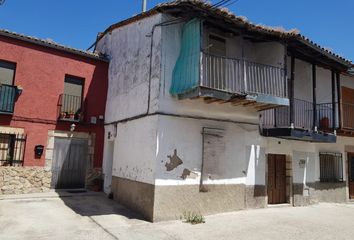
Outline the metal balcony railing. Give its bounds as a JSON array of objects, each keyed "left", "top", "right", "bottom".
[
  {"left": 201, "top": 52, "right": 287, "bottom": 98},
  {"left": 0, "top": 84, "right": 17, "bottom": 114},
  {"left": 58, "top": 94, "right": 84, "bottom": 122},
  {"left": 317, "top": 102, "right": 337, "bottom": 131},
  {"left": 262, "top": 99, "right": 338, "bottom": 131}
]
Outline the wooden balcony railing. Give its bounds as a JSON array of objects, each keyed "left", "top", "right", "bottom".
[
  {"left": 201, "top": 52, "right": 287, "bottom": 98},
  {"left": 0, "top": 84, "right": 17, "bottom": 114},
  {"left": 57, "top": 94, "right": 84, "bottom": 122}
]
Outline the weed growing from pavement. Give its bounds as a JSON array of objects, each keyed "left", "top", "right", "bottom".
[{"left": 181, "top": 211, "right": 205, "bottom": 224}]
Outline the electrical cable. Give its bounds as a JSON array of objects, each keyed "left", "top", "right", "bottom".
[
  {"left": 211, "top": 0, "right": 232, "bottom": 8},
  {"left": 223, "top": 0, "right": 241, "bottom": 8}
]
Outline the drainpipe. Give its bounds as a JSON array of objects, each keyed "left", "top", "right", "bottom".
[
  {"left": 331, "top": 70, "right": 336, "bottom": 131},
  {"left": 142, "top": 0, "right": 147, "bottom": 12},
  {"left": 336, "top": 72, "right": 341, "bottom": 130},
  {"left": 241, "top": 33, "right": 247, "bottom": 93},
  {"left": 289, "top": 53, "right": 295, "bottom": 127},
  {"left": 312, "top": 64, "right": 317, "bottom": 131}
]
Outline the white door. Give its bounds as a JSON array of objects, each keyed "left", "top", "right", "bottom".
[{"left": 103, "top": 141, "right": 114, "bottom": 194}]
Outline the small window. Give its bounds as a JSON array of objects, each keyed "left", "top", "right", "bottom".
[
  {"left": 319, "top": 153, "right": 343, "bottom": 182},
  {"left": 208, "top": 35, "right": 226, "bottom": 56},
  {"left": 64, "top": 76, "right": 83, "bottom": 99},
  {"left": 0, "top": 133, "right": 26, "bottom": 166},
  {"left": 0, "top": 60, "right": 16, "bottom": 85},
  {"left": 61, "top": 76, "right": 84, "bottom": 116}
]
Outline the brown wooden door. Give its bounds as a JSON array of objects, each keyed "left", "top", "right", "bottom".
[
  {"left": 341, "top": 87, "right": 354, "bottom": 129},
  {"left": 348, "top": 153, "right": 354, "bottom": 199},
  {"left": 268, "top": 154, "right": 287, "bottom": 204}
]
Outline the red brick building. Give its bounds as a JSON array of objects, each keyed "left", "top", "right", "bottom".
[{"left": 0, "top": 29, "right": 108, "bottom": 193}]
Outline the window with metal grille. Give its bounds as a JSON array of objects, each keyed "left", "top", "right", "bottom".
[
  {"left": 0, "top": 133, "right": 26, "bottom": 166},
  {"left": 319, "top": 152, "right": 343, "bottom": 182},
  {"left": 0, "top": 60, "right": 16, "bottom": 85},
  {"left": 58, "top": 75, "right": 84, "bottom": 121}
]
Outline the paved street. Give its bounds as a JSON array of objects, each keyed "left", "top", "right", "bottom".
[{"left": 0, "top": 192, "right": 354, "bottom": 240}]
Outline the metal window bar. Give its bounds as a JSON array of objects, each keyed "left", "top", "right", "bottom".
[
  {"left": 201, "top": 52, "right": 287, "bottom": 98},
  {"left": 293, "top": 99, "right": 313, "bottom": 129},
  {"left": 319, "top": 152, "right": 343, "bottom": 182},
  {"left": 0, "top": 133, "right": 26, "bottom": 166},
  {"left": 317, "top": 102, "right": 338, "bottom": 131},
  {"left": 262, "top": 100, "right": 339, "bottom": 131},
  {"left": 58, "top": 94, "right": 83, "bottom": 121},
  {"left": 0, "top": 84, "right": 16, "bottom": 113}
]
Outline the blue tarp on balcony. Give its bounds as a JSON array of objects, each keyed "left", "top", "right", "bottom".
[{"left": 170, "top": 18, "right": 201, "bottom": 95}]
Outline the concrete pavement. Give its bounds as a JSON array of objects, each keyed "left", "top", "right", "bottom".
[{"left": 0, "top": 192, "right": 354, "bottom": 240}]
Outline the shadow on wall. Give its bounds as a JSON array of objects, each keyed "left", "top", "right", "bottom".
[
  {"left": 54, "top": 63, "right": 107, "bottom": 168},
  {"left": 308, "top": 182, "right": 347, "bottom": 190},
  {"left": 50, "top": 137, "right": 89, "bottom": 189},
  {"left": 293, "top": 151, "right": 316, "bottom": 187},
  {"left": 82, "top": 63, "right": 107, "bottom": 168},
  {"left": 0, "top": 115, "right": 11, "bottom": 125},
  {"left": 245, "top": 145, "right": 266, "bottom": 198},
  {"left": 49, "top": 63, "right": 108, "bottom": 189}
]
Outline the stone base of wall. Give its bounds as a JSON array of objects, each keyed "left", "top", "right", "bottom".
[
  {"left": 111, "top": 177, "right": 267, "bottom": 222},
  {"left": 293, "top": 182, "right": 347, "bottom": 206},
  {"left": 154, "top": 184, "right": 247, "bottom": 222},
  {"left": 0, "top": 167, "right": 52, "bottom": 195},
  {"left": 111, "top": 176, "right": 155, "bottom": 221},
  {"left": 245, "top": 185, "right": 267, "bottom": 209}
]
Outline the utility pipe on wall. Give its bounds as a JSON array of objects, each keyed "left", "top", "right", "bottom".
[{"left": 142, "top": 0, "right": 147, "bottom": 12}]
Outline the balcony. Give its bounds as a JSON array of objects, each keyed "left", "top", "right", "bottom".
[
  {"left": 171, "top": 52, "right": 289, "bottom": 109},
  {"left": 57, "top": 94, "right": 84, "bottom": 122},
  {"left": 261, "top": 99, "right": 337, "bottom": 142},
  {"left": 0, "top": 84, "right": 17, "bottom": 114}
]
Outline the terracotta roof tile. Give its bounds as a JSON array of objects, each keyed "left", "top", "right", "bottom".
[
  {"left": 0, "top": 29, "right": 108, "bottom": 61},
  {"left": 99, "top": 0, "right": 351, "bottom": 66}
]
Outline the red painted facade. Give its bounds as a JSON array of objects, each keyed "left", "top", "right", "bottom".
[{"left": 0, "top": 35, "right": 108, "bottom": 167}]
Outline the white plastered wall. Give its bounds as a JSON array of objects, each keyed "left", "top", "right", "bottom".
[
  {"left": 106, "top": 116, "right": 158, "bottom": 185},
  {"left": 154, "top": 115, "right": 352, "bottom": 188},
  {"left": 291, "top": 58, "right": 313, "bottom": 102},
  {"left": 96, "top": 14, "right": 163, "bottom": 187},
  {"left": 288, "top": 56, "right": 343, "bottom": 105},
  {"left": 267, "top": 136, "right": 350, "bottom": 185},
  {"left": 96, "top": 11, "right": 353, "bottom": 197},
  {"left": 341, "top": 74, "right": 354, "bottom": 89},
  {"left": 96, "top": 14, "right": 162, "bottom": 124},
  {"left": 202, "top": 27, "right": 284, "bottom": 67},
  {"left": 154, "top": 115, "right": 266, "bottom": 187},
  {"left": 316, "top": 67, "right": 334, "bottom": 104},
  {"left": 102, "top": 125, "right": 115, "bottom": 193}
]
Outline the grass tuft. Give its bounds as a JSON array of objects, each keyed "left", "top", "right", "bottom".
[{"left": 181, "top": 211, "right": 205, "bottom": 224}]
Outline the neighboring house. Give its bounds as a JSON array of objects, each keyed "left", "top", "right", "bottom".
[
  {"left": 96, "top": 0, "right": 354, "bottom": 222},
  {"left": 0, "top": 29, "right": 108, "bottom": 193}
]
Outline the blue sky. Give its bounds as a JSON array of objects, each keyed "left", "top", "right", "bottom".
[{"left": 0, "top": 0, "right": 353, "bottom": 60}]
